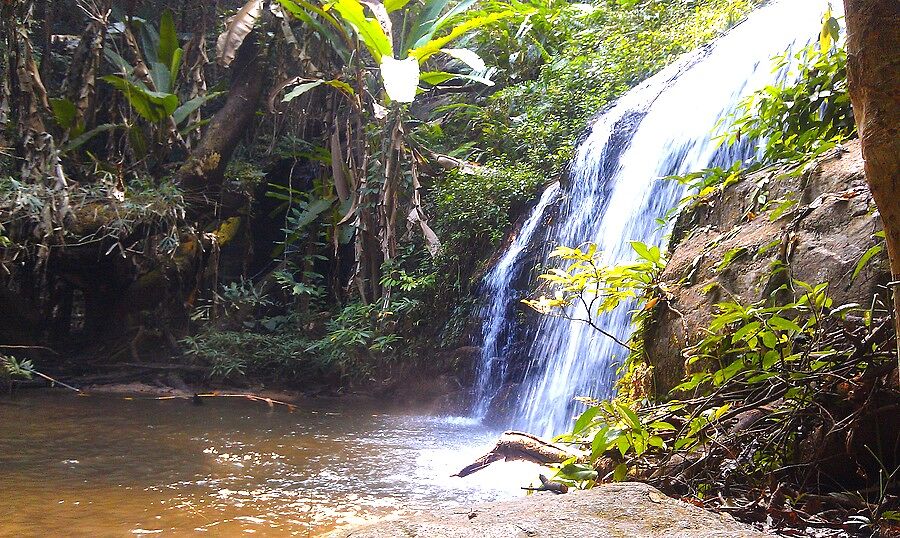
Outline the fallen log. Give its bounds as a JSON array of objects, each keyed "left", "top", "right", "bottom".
[{"left": 454, "top": 431, "right": 588, "bottom": 477}]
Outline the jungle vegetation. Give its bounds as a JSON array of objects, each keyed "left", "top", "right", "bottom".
[
  {"left": 1, "top": 0, "right": 898, "bottom": 534},
  {"left": 0, "top": 0, "right": 757, "bottom": 384}
]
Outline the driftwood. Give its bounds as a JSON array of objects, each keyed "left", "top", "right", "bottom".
[{"left": 454, "top": 431, "right": 588, "bottom": 477}]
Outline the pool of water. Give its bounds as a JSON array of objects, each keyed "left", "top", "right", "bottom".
[{"left": 0, "top": 391, "right": 538, "bottom": 536}]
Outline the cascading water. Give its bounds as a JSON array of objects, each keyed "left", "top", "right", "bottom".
[
  {"left": 472, "top": 0, "right": 838, "bottom": 437},
  {"left": 471, "top": 183, "right": 561, "bottom": 420}
]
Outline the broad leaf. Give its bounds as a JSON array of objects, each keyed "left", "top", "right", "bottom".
[
  {"left": 282, "top": 81, "right": 325, "bottom": 102},
  {"left": 384, "top": 0, "right": 412, "bottom": 12},
  {"left": 409, "top": 11, "right": 512, "bottom": 62},
  {"left": 332, "top": 0, "right": 393, "bottom": 63},
  {"left": 407, "top": 0, "right": 478, "bottom": 51},
  {"left": 149, "top": 61, "right": 173, "bottom": 94},
  {"left": 140, "top": 22, "right": 160, "bottom": 65},
  {"left": 173, "top": 91, "right": 225, "bottom": 125},
  {"left": 61, "top": 124, "right": 120, "bottom": 153},
  {"left": 419, "top": 71, "right": 493, "bottom": 86},
  {"left": 102, "top": 76, "right": 178, "bottom": 122},
  {"left": 158, "top": 9, "right": 179, "bottom": 69},
  {"left": 50, "top": 98, "right": 77, "bottom": 129},
  {"left": 104, "top": 49, "right": 135, "bottom": 76},
  {"left": 359, "top": 0, "right": 393, "bottom": 43},
  {"left": 278, "top": 0, "right": 352, "bottom": 58}
]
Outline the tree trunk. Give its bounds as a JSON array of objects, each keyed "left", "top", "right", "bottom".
[
  {"left": 842, "top": 0, "right": 900, "bottom": 372},
  {"left": 176, "top": 38, "right": 266, "bottom": 200}
]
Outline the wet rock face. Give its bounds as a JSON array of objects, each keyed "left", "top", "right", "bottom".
[
  {"left": 646, "top": 139, "right": 889, "bottom": 393},
  {"left": 334, "top": 482, "right": 774, "bottom": 538}
]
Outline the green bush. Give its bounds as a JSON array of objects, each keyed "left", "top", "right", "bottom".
[
  {"left": 721, "top": 12, "right": 854, "bottom": 164},
  {"left": 182, "top": 331, "right": 316, "bottom": 381}
]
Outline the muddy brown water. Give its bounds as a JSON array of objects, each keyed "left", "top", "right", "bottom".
[{"left": 0, "top": 391, "right": 538, "bottom": 536}]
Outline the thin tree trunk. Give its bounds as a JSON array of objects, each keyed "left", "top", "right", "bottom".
[{"left": 842, "top": 0, "right": 900, "bottom": 373}]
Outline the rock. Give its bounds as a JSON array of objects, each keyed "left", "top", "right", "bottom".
[
  {"left": 332, "top": 482, "right": 774, "bottom": 538},
  {"left": 646, "top": 140, "right": 890, "bottom": 393}
]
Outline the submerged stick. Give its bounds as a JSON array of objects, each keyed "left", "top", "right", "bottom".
[{"left": 132, "top": 392, "right": 298, "bottom": 411}]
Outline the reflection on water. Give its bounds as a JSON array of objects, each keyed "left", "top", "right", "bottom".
[{"left": 0, "top": 392, "right": 538, "bottom": 536}]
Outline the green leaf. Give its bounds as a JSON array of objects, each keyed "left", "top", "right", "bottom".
[
  {"left": 149, "top": 61, "right": 173, "bottom": 94},
  {"left": 173, "top": 91, "right": 225, "bottom": 125},
  {"left": 278, "top": 0, "right": 352, "bottom": 60},
  {"left": 647, "top": 421, "right": 676, "bottom": 431},
  {"left": 405, "top": 0, "right": 464, "bottom": 51},
  {"left": 140, "top": 21, "right": 161, "bottom": 65},
  {"left": 290, "top": 197, "right": 336, "bottom": 229},
  {"left": 731, "top": 321, "right": 760, "bottom": 343},
  {"left": 50, "top": 98, "right": 77, "bottom": 129},
  {"left": 590, "top": 426, "right": 611, "bottom": 459},
  {"left": 61, "top": 123, "right": 120, "bottom": 153},
  {"left": 170, "top": 47, "right": 184, "bottom": 81},
  {"left": 573, "top": 407, "right": 600, "bottom": 434},
  {"left": 716, "top": 247, "right": 747, "bottom": 272},
  {"left": 282, "top": 80, "right": 325, "bottom": 102},
  {"left": 559, "top": 462, "right": 598, "bottom": 481},
  {"left": 761, "top": 330, "right": 778, "bottom": 349},
  {"left": 158, "top": 9, "right": 179, "bottom": 69},
  {"left": 613, "top": 463, "right": 628, "bottom": 482},
  {"left": 332, "top": 0, "right": 393, "bottom": 63},
  {"left": 101, "top": 75, "right": 178, "bottom": 122},
  {"left": 615, "top": 402, "right": 641, "bottom": 430},
  {"left": 852, "top": 244, "right": 883, "bottom": 281},
  {"left": 419, "top": 71, "right": 494, "bottom": 87},
  {"left": 768, "top": 316, "right": 803, "bottom": 333},
  {"left": 409, "top": 11, "right": 513, "bottom": 62},
  {"left": 325, "top": 79, "right": 356, "bottom": 96},
  {"left": 384, "top": 0, "right": 412, "bottom": 11},
  {"left": 104, "top": 49, "right": 135, "bottom": 76},
  {"left": 630, "top": 241, "right": 654, "bottom": 263}
]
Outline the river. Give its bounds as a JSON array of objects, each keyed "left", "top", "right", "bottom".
[{"left": 0, "top": 391, "right": 537, "bottom": 536}]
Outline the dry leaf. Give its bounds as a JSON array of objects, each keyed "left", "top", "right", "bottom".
[{"left": 216, "top": 0, "right": 264, "bottom": 68}]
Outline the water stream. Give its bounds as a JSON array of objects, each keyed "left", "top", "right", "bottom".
[
  {"left": 473, "top": 0, "right": 836, "bottom": 437},
  {"left": 0, "top": 392, "right": 538, "bottom": 536}
]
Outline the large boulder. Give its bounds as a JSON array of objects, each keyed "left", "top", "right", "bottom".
[
  {"left": 645, "top": 139, "right": 890, "bottom": 393},
  {"left": 333, "top": 482, "right": 774, "bottom": 537}
]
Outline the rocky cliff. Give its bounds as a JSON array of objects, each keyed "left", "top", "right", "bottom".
[{"left": 645, "top": 139, "right": 890, "bottom": 393}]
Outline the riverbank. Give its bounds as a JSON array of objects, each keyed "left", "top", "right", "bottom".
[
  {"left": 4, "top": 343, "right": 480, "bottom": 414},
  {"left": 333, "top": 482, "right": 775, "bottom": 537}
]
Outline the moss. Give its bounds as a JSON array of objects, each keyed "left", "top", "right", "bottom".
[{"left": 213, "top": 216, "right": 242, "bottom": 246}]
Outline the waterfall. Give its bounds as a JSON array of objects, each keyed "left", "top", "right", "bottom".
[
  {"left": 471, "top": 183, "right": 561, "bottom": 420},
  {"left": 471, "top": 0, "right": 837, "bottom": 436}
]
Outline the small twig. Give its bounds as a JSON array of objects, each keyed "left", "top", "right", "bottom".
[
  {"left": 26, "top": 369, "right": 81, "bottom": 392},
  {"left": 0, "top": 344, "right": 59, "bottom": 355},
  {"left": 136, "top": 392, "right": 298, "bottom": 411}
]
